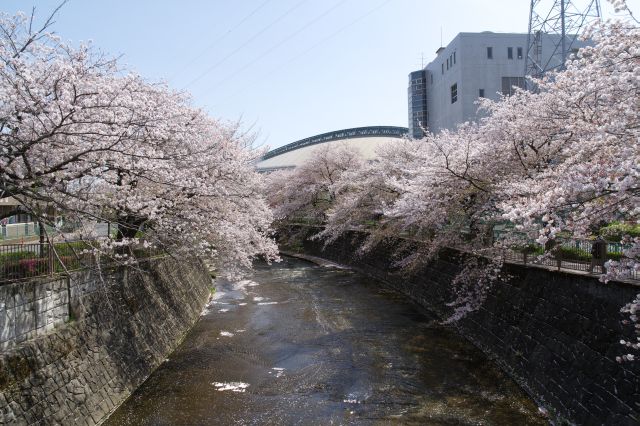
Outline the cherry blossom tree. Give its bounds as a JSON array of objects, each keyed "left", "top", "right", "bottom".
[
  {"left": 315, "top": 138, "right": 421, "bottom": 248},
  {"left": 294, "top": 2, "right": 640, "bottom": 351},
  {"left": 0, "top": 9, "right": 278, "bottom": 277},
  {"left": 496, "top": 15, "right": 639, "bottom": 273},
  {"left": 316, "top": 124, "right": 509, "bottom": 314},
  {"left": 318, "top": 122, "right": 507, "bottom": 266},
  {"left": 264, "top": 143, "right": 364, "bottom": 224},
  {"left": 495, "top": 5, "right": 640, "bottom": 360},
  {"left": 259, "top": 1, "right": 640, "bottom": 359}
]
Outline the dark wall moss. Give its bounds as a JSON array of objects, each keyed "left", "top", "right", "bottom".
[{"left": 0, "top": 257, "right": 211, "bottom": 425}]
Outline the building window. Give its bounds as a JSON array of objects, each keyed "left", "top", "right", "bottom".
[
  {"left": 446, "top": 58, "right": 449, "bottom": 70},
  {"left": 442, "top": 63, "right": 444, "bottom": 74},
  {"left": 487, "top": 46, "right": 493, "bottom": 59},
  {"left": 501, "top": 76, "right": 525, "bottom": 96},
  {"left": 430, "top": 74, "right": 433, "bottom": 84},
  {"left": 479, "top": 89, "right": 485, "bottom": 98},
  {"left": 453, "top": 51, "right": 456, "bottom": 64},
  {"left": 517, "top": 47, "right": 523, "bottom": 59},
  {"left": 507, "top": 47, "right": 513, "bottom": 59},
  {"left": 451, "top": 83, "right": 458, "bottom": 104}
]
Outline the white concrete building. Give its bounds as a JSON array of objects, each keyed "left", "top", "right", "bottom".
[{"left": 408, "top": 32, "right": 589, "bottom": 137}]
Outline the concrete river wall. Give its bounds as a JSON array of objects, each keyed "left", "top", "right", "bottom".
[
  {"left": 288, "top": 226, "right": 640, "bottom": 425},
  {"left": 0, "top": 257, "right": 211, "bottom": 425}
]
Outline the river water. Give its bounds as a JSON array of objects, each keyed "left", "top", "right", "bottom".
[{"left": 106, "top": 256, "right": 547, "bottom": 425}]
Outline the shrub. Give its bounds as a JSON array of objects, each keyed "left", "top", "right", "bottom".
[
  {"left": 600, "top": 222, "right": 640, "bottom": 241},
  {"left": 558, "top": 246, "right": 591, "bottom": 262},
  {"left": 53, "top": 241, "right": 92, "bottom": 257},
  {"left": 517, "top": 244, "right": 544, "bottom": 255},
  {"left": 18, "top": 258, "right": 48, "bottom": 275},
  {"left": 0, "top": 251, "right": 37, "bottom": 263}
]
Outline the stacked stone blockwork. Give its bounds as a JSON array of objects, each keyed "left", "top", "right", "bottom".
[
  {"left": 1, "top": 279, "right": 69, "bottom": 349},
  {"left": 0, "top": 257, "right": 211, "bottom": 425}
]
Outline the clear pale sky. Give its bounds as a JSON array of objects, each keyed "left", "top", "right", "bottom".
[{"left": 2, "top": 0, "right": 636, "bottom": 150}]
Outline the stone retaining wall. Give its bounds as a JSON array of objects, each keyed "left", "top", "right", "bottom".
[
  {"left": 0, "top": 257, "right": 211, "bottom": 425},
  {"left": 290, "top": 226, "right": 640, "bottom": 425},
  {"left": 0, "top": 278, "right": 69, "bottom": 350}
]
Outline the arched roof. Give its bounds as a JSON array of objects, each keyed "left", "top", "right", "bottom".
[{"left": 256, "top": 126, "right": 408, "bottom": 171}]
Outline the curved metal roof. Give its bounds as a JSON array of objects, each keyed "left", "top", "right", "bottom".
[{"left": 262, "top": 126, "right": 408, "bottom": 160}]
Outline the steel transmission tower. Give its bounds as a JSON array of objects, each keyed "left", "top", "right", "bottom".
[{"left": 525, "top": 0, "right": 601, "bottom": 83}]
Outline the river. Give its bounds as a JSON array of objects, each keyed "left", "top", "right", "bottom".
[{"left": 105, "top": 256, "right": 546, "bottom": 425}]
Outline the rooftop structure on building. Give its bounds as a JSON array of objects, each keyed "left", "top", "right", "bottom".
[
  {"left": 255, "top": 126, "right": 408, "bottom": 172},
  {"left": 408, "top": 31, "right": 589, "bottom": 138}
]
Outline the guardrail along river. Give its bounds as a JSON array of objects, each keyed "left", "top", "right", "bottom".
[{"left": 106, "top": 256, "right": 546, "bottom": 425}]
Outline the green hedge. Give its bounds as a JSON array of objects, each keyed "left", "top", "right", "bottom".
[
  {"left": 557, "top": 246, "right": 623, "bottom": 262},
  {"left": 516, "top": 244, "right": 544, "bottom": 255},
  {"left": 558, "top": 246, "right": 591, "bottom": 262},
  {"left": 600, "top": 222, "right": 640, "bottom": 241},
  {"left": 0, "top": 251, "right": 37, "bottom": 263},
  {"left": 53, "top": 241, "right": 92, "bottom": 256}
]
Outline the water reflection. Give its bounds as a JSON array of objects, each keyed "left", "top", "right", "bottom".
[{"left": 106, "top": 257, "right": 547, "bottom": 425}]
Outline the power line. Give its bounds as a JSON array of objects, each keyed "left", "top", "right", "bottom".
[
  {"left": 204, "top": 0, "right": 349, "bottom": 94},
  {"left": 210, "top": 0, "right": 392, "bottom": 109},
  {"left": 182, "top": 0, "right": 312, "bottom": 90},
  {"left": 168, "top": 0, "right": 273, "bottom": 81}
]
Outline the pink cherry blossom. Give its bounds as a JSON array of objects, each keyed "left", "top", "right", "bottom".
[{"left": 0, "top": 11, "right": 278, "bottom": 278}]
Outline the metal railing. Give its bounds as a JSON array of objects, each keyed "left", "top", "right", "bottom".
[
  {"left": 0, "top": 240, "right": 163, "bottom": 284},
  {"left": 501, "top": 238, "right": 636, "bottom": 280},
  {"left": 284, "top": 222, "right": 638, "bottom": 282}
]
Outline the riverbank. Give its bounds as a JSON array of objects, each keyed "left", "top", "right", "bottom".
[
  {"left": 285, "top": 225, "right": 640, "bottom": 425},
  {"left": 0, "top": 257, "right": 211, "bottom": 425}
]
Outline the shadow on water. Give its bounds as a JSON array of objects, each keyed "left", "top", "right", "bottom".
[{"left": 105, "top": 256, "right": 547, "bottom": 425}]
